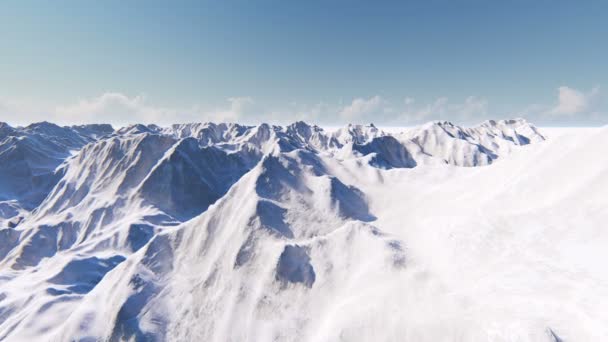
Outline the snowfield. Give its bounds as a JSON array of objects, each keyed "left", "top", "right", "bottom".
[{"left": 0, "top": 119, "right": 606, "bottom": 341}]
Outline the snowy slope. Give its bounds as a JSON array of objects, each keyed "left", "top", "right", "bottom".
[
  {"left": 0, "top": 122, "right": 113, "bottom": 226},
  {"left": 395, "top": 118, "right": 545, "bottom": 166},
  {"left": 0, "top": 119, "right": 603, "bottom": 342}
]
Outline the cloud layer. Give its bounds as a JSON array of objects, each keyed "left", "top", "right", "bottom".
[
  {"left": 548, "top": 86, "right": 600, "bottom": 116},
  {"left": 0, "top": 94, "right": 262, "bottom": 126},
  {"left": 1, "top": 85, "right": 605, "bottom": 127},
  {"left": 339, "top": 96, "right": 386, "bottom": 120}
]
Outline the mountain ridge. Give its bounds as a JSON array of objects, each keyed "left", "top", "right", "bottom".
[{"left": 0, "top": 118, "right": 576, "bottom": 341}]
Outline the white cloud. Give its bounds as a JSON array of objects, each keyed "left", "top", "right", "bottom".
[
  {"left": 271, "top": 101, "right": 334, "bottom": 124},
  {"left": 3, "top": 84, "right": 605, "bottom": 127},
  {"left": 404, "top": 97, "right": 415, "bottom": 106},
  {"left": 0, "top": 97, "right": 49, "bottom": 125},
  {"left": 333, "top": 95, "right": 489, "bottom": 125},
  {"left": 399, "top": 96, "right": 487, "bottom": 124},
  {"left": 339, "top": 96, "right": 385, "bottom": 120},
  {"left": 1, "top": 92, "right": 491, "bottom": 127},
  {"left": 51, "top": 93, "right": 258, "bottom": 125},
  {"left": 458, "top": 96, "right": 488, "bottom": 119},
  {"left": 208, "top": 96, "right": 255, "bottom": 122},
  {"left": 54, "top": 93, "right": 170, "bottom": 124},
  {"left": 403, "top": 97, "right": 448, "bottom": 121},
  {"left": 548, "top": 86, "right": 600, "bottom": 116},
  {"left": 2, "top": 93, "right": 277, "bottom": 126}
]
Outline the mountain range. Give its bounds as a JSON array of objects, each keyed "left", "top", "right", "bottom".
[{"left": 1, "top": 119, "right": 605, "bottom": 341}]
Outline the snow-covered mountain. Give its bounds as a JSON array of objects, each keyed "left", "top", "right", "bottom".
[
  {"left": 2, "top": 119, "right": 606, "bottom": 341},
  {"left": 0, "top": 122, "right": 113, "bottom": 226}
]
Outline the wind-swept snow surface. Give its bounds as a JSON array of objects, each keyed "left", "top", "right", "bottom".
[{"left": 0, "top": 119, "right": 605, "bottom": 341}]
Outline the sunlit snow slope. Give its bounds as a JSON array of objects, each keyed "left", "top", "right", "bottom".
[{"left": 0, "top": 119, "right": 605, "bottom": 342}]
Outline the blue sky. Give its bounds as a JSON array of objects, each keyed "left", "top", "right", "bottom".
[{"left": 0, "top": 0, "right": 606, "bottom": 126}]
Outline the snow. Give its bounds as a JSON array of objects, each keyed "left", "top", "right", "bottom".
[
  {"left": 0, "top": 122, "right": 113, "bottom": 227},
  {"left": 0, "top": 119, "right": 605, "bottom": 341}
]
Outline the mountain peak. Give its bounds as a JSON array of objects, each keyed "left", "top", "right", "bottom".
[
  {"left": 117, "top": 123, "right": 161, "bottom": 135},
  {"left": 24, "top": 121, "right": 63, "bottom": 132},
  {"left": 480, "top": 117, "right": 529, "bottom": 127},
  {"left": 0, "top": 122, "right": 16, "bottom": 137}
]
